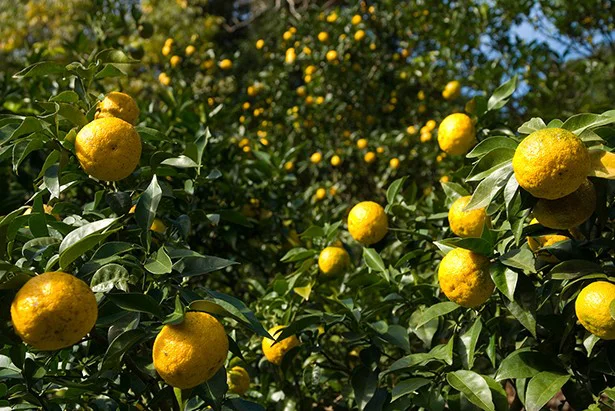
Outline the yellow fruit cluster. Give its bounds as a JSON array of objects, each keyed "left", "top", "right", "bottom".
[{"left": 76, "top": 92, "right": 142, "bottom": 181}]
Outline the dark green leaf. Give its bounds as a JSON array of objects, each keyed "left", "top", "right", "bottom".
[
  {"left": 447, "top": 370, "right": 494, "bottom": 411},
  {"left": 107, "top": 293, "right": 163, "bottom": 318},
  {"left": 524, "top": 372, "right": 570, "bottom": 411}
]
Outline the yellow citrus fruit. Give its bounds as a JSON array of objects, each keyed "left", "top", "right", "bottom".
[
  {"left": 75, "top": 118, "right": 142, "bottom": 181},
  {"left": 185, "top": 45, "right": 195, "bottom": 56},
  {"left": 318, "top": 246, "right": 350, "bottom": 276},
  {"left": 315, "top": 188, "right": 326, "bottom": 200},
  {"left": 389, "top": 158, "right": 400, "bottom": 169},
  {"left": 348, "top": 201, "right": 388, "bottom": 245},
  {"left": 364, "top": 151, "right": 376, "bottom": 163},
  {"left": 11, "top": 272, "right": 97, "bottom": 350},
  {"left": 219, "top": 59, "right": 233, "bottom": 70},
  {"left": 310, "top": 152, "right": 322, "bottom": 164},
  {"left": 256, "top": 39, "right": 265, "bottom": 49},
  {"left": 351, "top": 15, "right": 362, "bottom": 25},
  {"left": 262, "top": 325, "right": 300, "bottom": 365},
  {"left": 438, "top": 248, "right": 494, "bottom": 308},
  {"left": 575, "top": 281, "right": 615, "bottom": 339},
  {"left": 285, "top": 48, "right": 296, "bottom": 64},
  {"left": 227, "top": 366, "right": 250, "bottom": 395},
  {"left": 425, "top": 119, "right": 437, "bottom": 131},
  {"left": 326, "top": 50, "right": 338, "bottom": 62},
  {"left": 533, "top": 179, "right": 596, "bottom": 229},
  {"left": 442, "top": 80, "right": 461, "bottom": 100},
  {"left": 512, "top": 128, "right": 590, "bottom": 200},
  {"left": 158, "top": 72, "right": 171, "bottom": 86},
  {"left": 406, "top": 125, "right": 417, "bottom": 134},
  {"left": 331, "top": 155, "right": 342, "bottom": 167},
  {"left": 437, "top": 113, "right": 476, "bottom": 156},
  {"left": 448, "top": 196, "right": 490, "bottom": 238},
  {"left": 284, "top": 161, "right": 294, "bottom": 171},
  {"left": 318, "top": 32, "right": 329, "bottom": 42},
  {"left": 153, "top": 312, "right": 228, "bottom": 389},
  {"left": 527, "top": 219, "right": 569, "bottom": 263},
  {"left": 151, "top": 218, "right": 167, "bottom": 233},
  {"left": 354, "top": 30, "right": 366, "bottom": 41},
  {"left": 357, "top": 138, "right": 368, "bottom": 149},
  {"left": 420, "top": 132, "right": 432, "bottom": 143},
  {"left": 95, "top": 92, "right": 140, "bottom": 125},
  {"left": 170, "top": 55, "right": 181, "bottom": 67}
]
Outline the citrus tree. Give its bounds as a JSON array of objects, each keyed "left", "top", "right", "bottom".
[{"left": 2, "top": 0, "right": 615, "bottom": 410}]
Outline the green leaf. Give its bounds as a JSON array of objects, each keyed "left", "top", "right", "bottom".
[
  {"left": 550, "top": 260, "right": 602, "bottom": 280},
  {"left": 49, "top": 91, "right": 79, "bottom": 103},
  {"left": 351, "top": 366, "right": 378, "bottom": 409},
  {"left": 280, "top": 247, "right": 317, "bottom": 263},
  {"left": 13, "top": 61, "right": 66, "bottom": 79},
  {"left": 503, "top": 297, "right": 536, "bottom": 338},
  {"left": 100, "top": 329, "right": 145, "bottom": 371},
  {"left": 57, "top": 103, "right": 88, "bottom": 126},
  {"left": 189, "top": 290, "right": 268, "bottom": 337},
  {"left": 145, "top": 247, "right": 173, "bottom": 275},
  {"left": 465, "top": 164, "right": 513, "bottom": 211},
  {"left": 161, "top": 155, "right": 199, "bottom": 168},
  {"left": 44, "top": 164, "right": 60, "bottom": 199},
  {"left": 386, "top": 177, "right": 407, "bottom": 205},
  {"left": 489, "top": 262, "right": 517, "bottom": 301},
  {"left": 94, "top": 64, "right": 126, "bottom": 79},
  {"left": 466, "top": 152, "right": 514, "bottom": 182},
  {"left": 483, "top": 376, "right": 509, "bottom": 411},
  {"left": 363, "top": 248, "right": 386, "bottom": 272},
  {"left": 391, "top": 378, "right": 431, "bottom": 401},
  {"left": 459, "top": 318, "right": 482, "bottom": 369},
  {"left": 466, "top": 136, "right": 519, "bottom": 159},
  {"left": 382, "top": 325, "right": 411, "bottom": 353},
  {"left": 495, "top": 349, "right": 565, "bottom": 381},
  {"left": 442, "top": 182, "right": 469, "bottom": 200},
  {"left": 9, "top": 117, "right": 44, "bottom": 141},
  {"left": 415, "top": 301, "right": 459, "bottom": 328},
  {"left": 524, "top": 372, "right": 570, "bottom": 411},
  {"left": 517, "top": 118, "right": 547, "bottom": 135},
  {"left": 90, "top": 264, "right": 130, "bottom": 293},
  {"left": 487, "top": 76, "right": 517, "bottom": 111},
  {"left": 136, "top": 175, "right": 162, "bottom": 232},
  {"left": 95, "top": 49, "right": 139, "bottom": 64},
  {"left": 446, "top": 370, "right": 495, "bottom": 411},
  {"left": 107, "top": 293, "right": 163, "bottom": 318},
  {"left": 59, "top": 218, "right": 118, "bottom": 268},
  {"left": 561, "top": 113, "right": 615, "bottom": 136},
  {"left": 499, "top": 248, "right": 536, "bottom": 273},
  {"left": 173, "top": 255, "right": 238, "bottom": 277},
  {"left": 437, "top": 238, "right": 493, "bottom": 256}
]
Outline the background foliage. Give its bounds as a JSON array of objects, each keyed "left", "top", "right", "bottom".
[{"left": 1, "top": 0, "right": 615, "bottom": 410}]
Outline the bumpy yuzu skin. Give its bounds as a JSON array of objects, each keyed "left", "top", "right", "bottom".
[
  {"left": 94, "top": 92, "right": 140, "bottom": 125},
  {"left": 438, "top": 248, "right": 494, "bottom": 308},
  {"left": 533, "top": 179, "right": 596, "bottom": 229},
  {"left": 11, "top": 272, "right": 98, "bottom": 350},
  {"left": 227, "top": 366, "right": 250, "bottom": 395},
  {"left": 437, "top": 113, "right": 476, "bottom": 156},
  {"left": 347, "top": 201, "right": 388, "bottom": 245},
  {"left": 262, "top": 325, "right": 300, "bottom": 365},
  {"left": 575, "top": 281, "right": 615, "bottom": 339},
  {"left": 75, "top": 117, "right": 142, "bottom": 181},
  {"left": 448, "top": 196, "right": 490, "bottom": 238},
  {"left": 153, "top": 312, "right": 229, "bottom": 389},
  {"left": 318, "top": 246, "right": 350, "bottom": 276},
  {"left": 512, "top": 128, "right": 590, "bottom": 200}
]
